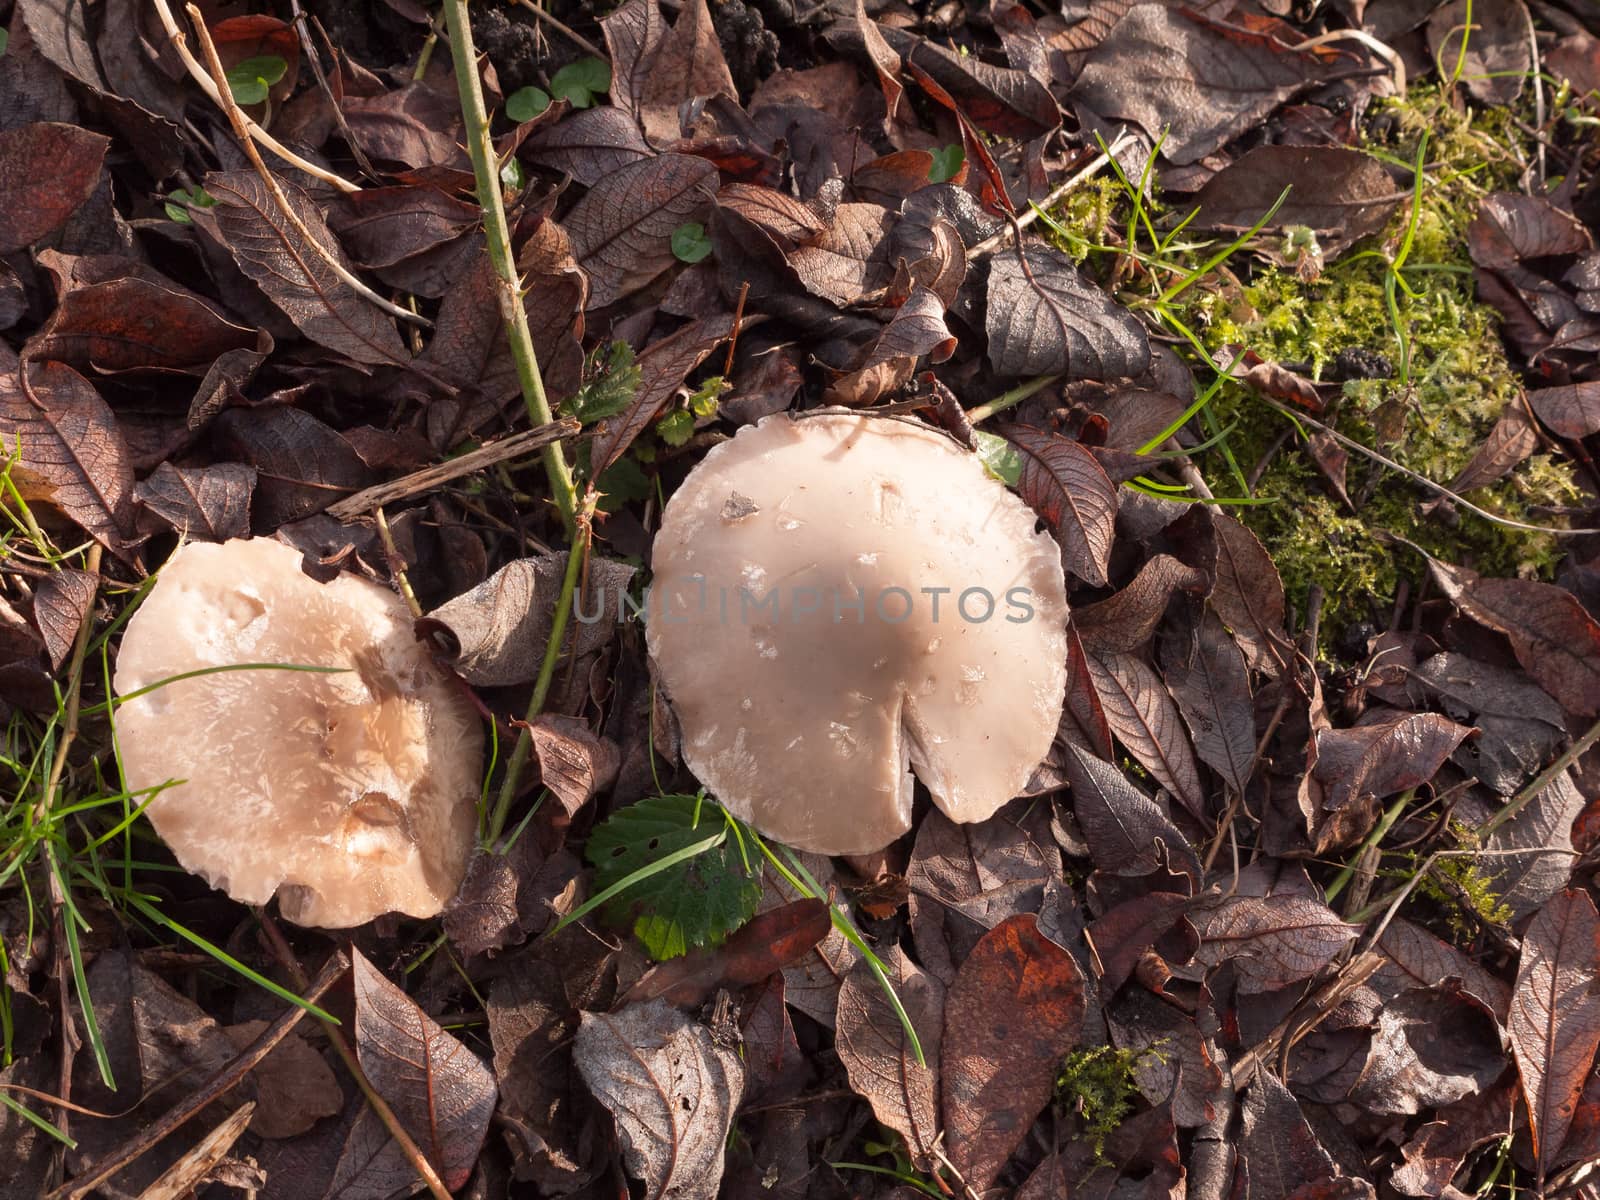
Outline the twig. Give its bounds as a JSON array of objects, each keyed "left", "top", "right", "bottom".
[
  {"left": 44, "top": 953, "right": 347, "bottom": 1200},
  {"left": 373, "top": 508, "right": 422, "bottom": 618},
  {"left": 968, "top": 130, "right": 1137, "bottom": 260},
  {"left": 288, "top": 0, "right": 380, "bottom": 183},
  {"left": 258, "top": 922, "right": 453, "bottom": 1200},
  {"left": 1257, "top": 397, "right": 1600, "bottom": 536},
  {"left": 966, "top": 373, "right": 1060, "bottom": 425},
  {"left": 149, "top": 0, "right": 362, "bottom": 194},
  {"left": 184, "top": 7, "right": 428, "bottom": 328},
  {"left": 443, "top": 0, "right": 579, "bottom": 537},
  {"left": 326, "top": 417, "right": 581, "bottom": 520},
  {"left": 509, "top": 0, "right": 606, "bottom": 59},
  {"left": 1291, "top": 30, "right": 1407, "bottom": 95}
]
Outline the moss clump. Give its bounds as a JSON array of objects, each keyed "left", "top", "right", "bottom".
[
  {"left": 1044, "top": 85, "right": 1582, "bottom": 642},
  {"left": 1056, "top": 1043, "right": 1157, "bottom": 1162}
]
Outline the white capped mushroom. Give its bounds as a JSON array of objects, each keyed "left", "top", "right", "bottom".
[
  {"left": 646, "top": 412, "right": 1069, "bottom": 855},
  {"left": 113, "top": 538, "right": 482, "bottom": 928}
]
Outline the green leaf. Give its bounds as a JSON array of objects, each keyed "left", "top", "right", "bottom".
[
  {"left": 500, "top": 155, "right": 526, "bottom": 192},
  {"left": 163, "top": 186, "right": 216, "bottom": 224},
  {"left": 506, "top": 86, "right": 551, "bottom": 122},
  {"left": 975, "top": 430, "right": 1022, "bottom": 485},
  {"left": 571, "top": 340, "right": 640, "bottom": 424},
  {"left": 585, "top": 795, "right": 762, "bottom": 960},
  {"left": 670, "top": 221, "right": 713, "bottom": 264},
  {"left": 594, "top": 455, "right": 650, "bottom": 512},
  {"left": 928, "top": 144, "right": 964, "bottom": 183},
  {"left": 655, "top": 407, "right": 695, "bottom": 447},
  {"left": 0, "top": 29, "right": 10, "bottom": 57},
  {"left": 551, "top": 57, "right": 611, "bottom": 109},
  {"left": 687, "top": 375, "right": 727, "bottom": 418},
  {"left": 225, "top": 54, "right": 288, "bottom": 106}
]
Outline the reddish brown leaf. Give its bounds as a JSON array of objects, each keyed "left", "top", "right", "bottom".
[
  {"left": 28, "top": 275, "right": 258, "bottom": 375},
  {"left": 1449, "top": 398, "right": 1539, "bottom": 492},
  {"left": 716, "top": 182, "right": 827, "bottom": 247},
  {"left": 1528, "top": 382, "right": 1600, "bottom": 439},
  {"left": 1190, "top": 146, "right": 1400, "bottom": 254},
  {"left": 31, "top": 568, "right": 97, "bottom": 671},
  {"left": 638, "top": 0, "right": 738, "bottom": 143},
  {"left": 566, "top": 154, "right": 719, "bottom": 309},
  {"left": 1084, "top": 647, "right": 1207, "bottom": 821},
  {"left": 1312, "top": 712, "right": 1475, "bottom": 818},
  {"left": 941, "top": 914, "right": 1086, "bottom": 1192},
  {"left": 524, "top": 715, "right": 621, "bottom": 820},
  {"left": 627, "top": 899, "right": 831, "bottom": 1008},
  {"left": 213, "top": 406, "right": 373, "bottom": 527},
  {"left": 1187, "top": 893, "right": 1358, "bottom": 992},
  {"left": 1431, "top": 561, "right": 1600, "bottom": 716},
  {"left": 1238, "top": 1072, "right": 1338, "bottom": 1200},
  {"left": 823, "top": 287, "right": 955, "bottom": 407},
  {"left": 350, "top": 948, "right": 497, "bottom": 1191},
  {"left": 1210, "top": 512, "right": 1289, "bottom": 675},
  {"left": 788, "top": 203, "right": 899, "bottom": 308},
  {"left": 0, "top": 360, "right": 133, "bottom": 550},
  {"left": 836, "top": 948, "right": 945, "bottom": 1167},
  {"left": 524, "top": 106, "right": 654, "bottom": 187},
  {"left": 1061, "top": 741, "right": 1201, "bottom": 886},
  {"left": 0, "top": 122, "right": 108, "bottom": 253},
  {"left": 1005, "top": 426, "right": 1116, "bottom": 586},
  {"left": 1468, "top": 193, "right": 1594, "bottom": 271},
  {"left": 1509, "top": 889, "right": 1600, "bottom": 1184},
  {"left": 205, "top": 170, "right": 410, "bottom": 367},
  {"left": 590, "top": 314, "right": 733, "bottom": 475}
]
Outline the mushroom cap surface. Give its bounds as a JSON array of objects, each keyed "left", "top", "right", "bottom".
[
  {"left": 646, "top": 412, "right": 1069, "bottom": 855},
  {"left": 113, "top": 538, "right": 483, "bottom": 928}
]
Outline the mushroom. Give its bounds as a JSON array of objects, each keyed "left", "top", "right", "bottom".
[
  {"left": 646, "top": 412, "right": 1069, "bottom": 856},
  {"left": 113, "top": 538, "right": 482, "bottom": 928}
]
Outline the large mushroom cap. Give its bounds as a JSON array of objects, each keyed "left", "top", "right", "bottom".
[
  {"left": 646, "top": 412, "right": 1069, "bottom": 856},
  {"left": 113, "top": 538, "right": 483, "bottom": 928}
]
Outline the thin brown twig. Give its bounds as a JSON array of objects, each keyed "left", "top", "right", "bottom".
[
  {"left": 288, "top": 0, "right": 380, "bottom": 183},
  {"left": 509, "top": 0, "right": 606, "bottom": 59},
  {"left": 967, "top": 130, "right": 1137, "bottom": 260},
  {"left": 184, "top": 5, "right": 428, "bottom": 328},
  {"left": 148, "top": 0, "right": 362, "bottom": 194},
  {"left": 257, "top": 920, "right": 453, "bottom": 1200},
  {"left": 44, "top": 953, "right": 348, "bottom": 1200}
]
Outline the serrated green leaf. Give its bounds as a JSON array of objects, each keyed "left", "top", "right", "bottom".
[
  {"left": 572, "top": 340, "right": 640, "bottom": 424},
  {"left": 671, "top": 221, "right": 713, "bottom": 264},
  {"left": 687, "top": 375, "right": 727, "bottom": 418},
  {"left": 585, "top": 795, "right": 762, "bottom": 960},
  {"left": 655, "top": 407, "right": 695, "bottom": 447},
  {"left": 164, "top": 187, "right": 216, "bottom": 224},
  {"left": 928, "top": 144, "right": 964, "bottom": 183},
  {"left": 506, "top": 86, "right": 551, "bottom": 123},
  {"left": 226, "top": 54, "right": 288, "bottom": 106}
]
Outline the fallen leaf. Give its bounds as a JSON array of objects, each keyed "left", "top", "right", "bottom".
[
  {"left": 0, "top": 122, "right": 108, "bottom": 252},
  {"left": 1005, "top": 426, "right": 1117, "bottom": 586},
  {"left": 134, "top": 462, "right": 256, "bottom": 542},
  {"left": 1209, "top": 512, "right": 1289, "bottom": 675},
  {"left": 1164, "top": 610, "right": 1257, "bottom": 797},
  {"left": 1075, "top": 554, "right": 1209, "bottom": 652},
  {"left": 574, "top": 999, "right": 744, "bottom": 1200},
  {"left": 222, "top": 1021, "right": 342, "bottom": 1140},
  {"left": 1426, "top": 0, "right": 1533, "bottom": 106},
  {"left": 1509, "top": 889, "right": 1600, "bottom": 1185},
  {"left": 1528, "top": 382, "right": 1600, "bottom": 439},
  {"left": 205, "top": 170, "right": 410, "bottom": 367},
  {"left": 566, "top": 154, "right": 720, "bottom": 308},
  {"left": 524, "top": 105, "right": 655, "bottom": 187},
  {"left": 1483, "top": 768, "right": 1587, "bottom": 920},
  {"left": 590, "top": 314, "right": 733, "bottom": 474},
  {"left": 1084, "top": 646, "right": 1208, "bottom": 822},
  {"left": 525, "top": 714, "right": 621, "bottom": 819},
  {"left": 1060, "top": 740, "right": 1201, "bottom": 886},
  {"left": 351, "top": 948, "right": 497, "bottom": 1191},
  {"left": 1238, "top": 1071, "right": 1338, "bottom": 1200},
  {"left": 27, "top": 274, "right": 259, "bottom": 375},
  {"left": 986, "top": 245, "right": 1151, "bottom": 380},
  {"left": 1188, "top": 145, "right": 1401, "bottom": 254},
  {"left": 212, "top": 406, "right": 373, "bottom": 528},
  {"left": 1187, "top": 892, "right": 1358, "bottom": 992},
  {"left": 638, "top": 0, "right": 738, "bottom": 144},
  {"left": 941, "top": 913, "right": 1086, "bottom": 1193}
]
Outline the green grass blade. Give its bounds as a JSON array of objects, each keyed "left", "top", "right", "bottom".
[{"left": 546, "top": 829, "right": 727, "bottom": 940}]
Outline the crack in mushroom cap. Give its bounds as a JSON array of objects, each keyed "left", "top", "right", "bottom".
[
  {"left": 646, "top": 412, "right": 1070, "bottom": 856},
  {"left": 112, "top": 538, "right": 482, "bottom": 928}
]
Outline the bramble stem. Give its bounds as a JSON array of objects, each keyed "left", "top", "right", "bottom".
[{"left": 442, "top": 0, "right": 578, "bottom": 536}]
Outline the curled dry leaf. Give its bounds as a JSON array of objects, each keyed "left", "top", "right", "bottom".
[
  {"left": 1509, "top": 889, "right": 1600, "bottom": 1184},
  {"left": 350, "top": 948, "right": 497, "bottom": 1191},
  {"left": 835, "top": 947, "right": 945, "bottom": 1168},
  {"left": 589, "top": 314, "right": 734, "bottom": 474},
  {"left": 941, "top": 913, "right": 1086, "bottom": 1193},
  {"left": 574, "top": 999, "right": 744, "bottom": 1200},
  {"left": 1186, "top": 893, "right": 1358, "bottom": 992},
  {"left": 426, "top": 553, "right": 636, "bottom": 686},
  {"left": 524, "top": 715, "right": 621, "bottom": 820},
  {"left": 1074, "top": 553, "right": 1209, "bottom": 653}
]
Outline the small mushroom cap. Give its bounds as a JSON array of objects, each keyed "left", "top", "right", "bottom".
[
  {"left": 646, "top": 412, "right": 1069, "bottom": 856},
  {"left": 113, "top": 538, "right": 482, "bottom": 928}
]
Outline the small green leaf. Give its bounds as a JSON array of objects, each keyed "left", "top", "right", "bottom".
[
  {"left": 585, "top": 795, "right": 763, "bottom": 960},
  {"left": 500, "top": 155, "right": 526, "bottom": 192},
  {"left": 506, "top": 86, "right": 551, "bottom": 122},
  {"left": 164, "top": 186, "right": 217, "bottom": 224},
  {"left": 594, "top": 455, "right": 650, "bottom": 512},
  {"left": 687, "top": 375, "right": 727, "bottom": 418},
  {"left": 225, "top": 54, "right": 288, "bottom": 106},
  {"left": 928, "top": 144, "right": 964, "bottom": 183},
  {"left": 571, "top": 340, "right": 640, "bottom": 424},
  {"left": 671, "top": 221, "right": 713, "bottom": 264},
  {"left": 655, "top": 407, "right": 695, "bottom": 447},
  {"left": 975, "top": 430, "right": 1022, "bottom": 485},
  {"left": 0, "top": 29, "right": 10, "bottom": 57},
  {"left": 550, "top": 57, "right": 611, "bottom": 109}
]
